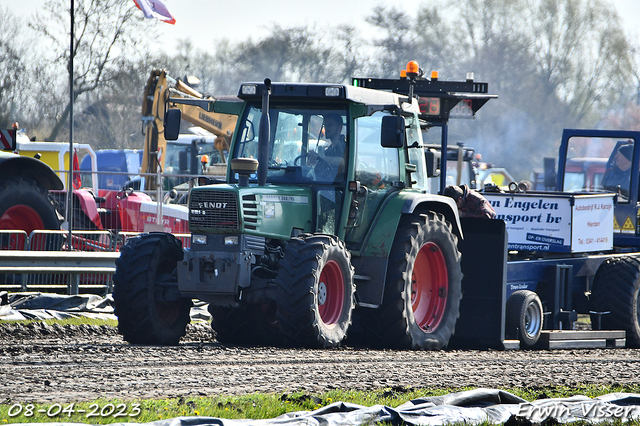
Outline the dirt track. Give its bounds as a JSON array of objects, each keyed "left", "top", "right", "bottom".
[{"left": 1, "top": 322, "right": 640, "bottom": 404}]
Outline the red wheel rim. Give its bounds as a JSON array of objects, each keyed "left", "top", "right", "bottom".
[
  {"left": 0, "top": 205, "right": 45, "bottom": 235},
  {"left": 317, "top": 259, "right": 345, "bottom": 326},
  {"left": 412, "top": 242, "right": 448, "bottom": 332}
]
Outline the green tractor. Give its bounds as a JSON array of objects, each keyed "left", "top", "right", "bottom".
[{"left": 113, "top": 63, "right": 493, "bottom": 349}]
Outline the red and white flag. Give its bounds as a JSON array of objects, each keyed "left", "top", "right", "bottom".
[{"left": 133, "top": 0, "right": 176, "bottom": 25}]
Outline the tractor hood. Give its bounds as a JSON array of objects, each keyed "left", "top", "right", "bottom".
[{"left": 188, "top": 184, "right": 313, "bottom": 239}]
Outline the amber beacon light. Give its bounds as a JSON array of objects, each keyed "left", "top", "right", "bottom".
[{"left": 405, "top": 60, "right": 420, "bottom": 78}]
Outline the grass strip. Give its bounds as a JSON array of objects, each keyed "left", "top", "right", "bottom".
[{"left": 3, "top": 384, "right": 640, "bottom": 424}]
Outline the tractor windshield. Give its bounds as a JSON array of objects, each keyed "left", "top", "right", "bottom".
[{"left": 233, "top": 104, "right": 348, "bottom": 185}]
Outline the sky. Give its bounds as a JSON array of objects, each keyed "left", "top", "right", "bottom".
[{"left": 2, "top": 0, "right": 639, "bottom": 55}]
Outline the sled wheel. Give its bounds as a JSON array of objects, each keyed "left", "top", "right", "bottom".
[
  {"left": 590, "top": 257, "right": 640, "bottom": 348},
  {"left": 506, "top": 290, "right": 543, "bottom": 348},
  {"left": 360, "top": 212, "right": 462, "bottom": 350},
  {"left": 113, "top": 232, "right": 191, "bottom": 345},
  {"left": 275, "top": 234, "right": 355, "bottom": 348}
]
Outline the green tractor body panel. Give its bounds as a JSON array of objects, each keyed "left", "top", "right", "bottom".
[
  {"left": 188, "top": 184, "right": 314, "bottom": 239},
  {"left": 352, "top": 189, "right": 460, "bottom": 259}
]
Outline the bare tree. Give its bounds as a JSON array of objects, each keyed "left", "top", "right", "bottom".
[
  {"left": 525, "top": 0, "right": 633, "bottom": 123},
  {"left": 28, "top": 0, "right": 156, "bottom": 141},
  {"left": 0, "top": 7, "right": 28, "bottom": 129},
  {"left": 366, "top": 6, "right": 419, "bottom": 77}
]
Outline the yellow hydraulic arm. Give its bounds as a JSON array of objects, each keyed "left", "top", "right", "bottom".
[{"left": 140, "top": 69, "right": 238, "bottom": 190}]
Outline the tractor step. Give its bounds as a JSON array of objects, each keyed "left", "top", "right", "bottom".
[{"left": 537, "top": 330, "right": 626, "bottom": 349}]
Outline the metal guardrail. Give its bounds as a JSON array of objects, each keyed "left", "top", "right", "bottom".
[
  {"left": 0, "top": 230, "right": 191, "bottom": 295},
  {"left": 0, "top": 251, "right": 120, "bottom": 295}
]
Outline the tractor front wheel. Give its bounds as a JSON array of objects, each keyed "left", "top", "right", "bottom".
[
  {"left": 113, "top": 233, "right": 191, "bottom": 345},
  {"left": 275, "top": 234, "right": 355, "bottom": 348}
]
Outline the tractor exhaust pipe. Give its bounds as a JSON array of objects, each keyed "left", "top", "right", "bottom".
[{"left": 257, "top": 78, "right": 271, "bottom": 186}]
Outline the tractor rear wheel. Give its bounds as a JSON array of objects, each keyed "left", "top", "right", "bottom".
[
  {"left": 505, "top": 290, "right": 543, "bottom": 348},
  {"left": 590, "top": 256, "right": 640, "bottom": 347},
  {"left": 275, "top": 234, "right": 355, "bottom": 348},
  {"left": 361, "top": 212, "right": 462, "bottom": 349},
  {"left": 0, "top": 177, "right": 60, "bottom": 248},
  {"left": 113, "top": 232, "right": 191, "bottom": 345}
]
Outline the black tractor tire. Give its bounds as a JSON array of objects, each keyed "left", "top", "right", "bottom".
[
  {"left": 275, "top": 234, "right": 355, "bottom": 348},
  {"left": 113, "top": 232, "right": 191, "bottom": 345},
  {"left": 590, "top": 256, "right": 640, "bottom": 348},
  {"left": 0, "top": 177, "right": 60, "bottom": 239},
  {"left": 360, "top": 212, "right": 463, "bottom": 350},
  {"left": 505, "top": 290, "right": 543, "bottom": 348}
]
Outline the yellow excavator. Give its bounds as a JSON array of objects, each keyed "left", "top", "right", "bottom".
[{"left": 140, "top": 69, "right": 239, "bottom": 190}]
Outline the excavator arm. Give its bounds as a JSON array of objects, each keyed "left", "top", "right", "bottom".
[{"left": 140, "top": 69, "right": 238, "bottom": 190}]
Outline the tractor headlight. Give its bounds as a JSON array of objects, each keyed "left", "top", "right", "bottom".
[
  {"left": 224, "top": 236, "right": 239, "bottom": 246},
  {"left": 192, "top": 234, "right": 207, "bottom": 245},
  {"left": 325, "top": 87, "right": 340, "bottom": 97},
  {"left": 241, "top": 85, "right": 257, "bottom": 95}
]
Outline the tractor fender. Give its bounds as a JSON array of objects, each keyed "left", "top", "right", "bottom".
[
  {"left": 401, "top": 194, "right": 462, "bottom": 239},
  {"left": 0, "top": 152, "right": 64, "bottom": 190},
  {"left": 358, "top": 192, "right": 462, "bottom": 259}
]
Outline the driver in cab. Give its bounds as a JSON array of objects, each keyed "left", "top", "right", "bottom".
[
  {"left": 307, "top": 113, "right": 347, "bottom": 180},
  {"left": 602, "top": 143, "right": 633, "bottom": 196}
]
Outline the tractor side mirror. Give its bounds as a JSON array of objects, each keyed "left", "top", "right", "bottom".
[
  {"left": 425, "top": 148, "right": 441, "bottom": 177},
  {"left": 164, "top": 109, "right": 181, "bottom": 141},
  {"left": 381, "top": 115, "right": 405, "bottom": 148}
]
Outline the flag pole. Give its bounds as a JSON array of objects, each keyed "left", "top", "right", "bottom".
[{"left": 66, "top": 0, "right": 74, "bottom": 252}]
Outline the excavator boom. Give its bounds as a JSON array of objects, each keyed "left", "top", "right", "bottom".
[{"left": 140, "top": 69, "right": 239, "bottom": 189}]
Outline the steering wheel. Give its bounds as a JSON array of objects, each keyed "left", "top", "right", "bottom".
[
  {"left": 294, "top": 152, "right": 336, "bottom": 179},
  {"left": 294, "top": 152, "right": 332, "bottom": 168}
]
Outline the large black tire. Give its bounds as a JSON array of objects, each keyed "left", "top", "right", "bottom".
[
  {"left": 275, "top": 234, "right": 355, "bottom": 348},
  {"left": 113, "top": 233, "right": 191, "bottom": 345},
  {"left": 0, "top": 177, "right": 60, "bottom": 240},
  {"left": 505, "top": 290, "right": 543, "bottom": 348},
  {"left": 360, "top": 212, "right": 463, "bottom": 350},
  {"left": 590, "top": 256, "right": 640, "bottom": 348}
]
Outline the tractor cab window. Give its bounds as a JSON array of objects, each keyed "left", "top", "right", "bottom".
[
  {"left": 233, "top": 104, "right": 348, "bottom": 185},
  {"left": 345, "top": 112, "right": 401, "bottom": 247},
  {"left": 354, "top": 112, "right": 400, "bottom": 189},
  {"left": 564, "top": 135, "right": 634, "bottom": 202}
]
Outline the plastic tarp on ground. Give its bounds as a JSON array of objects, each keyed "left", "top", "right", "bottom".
[
  {"left": 139, "top": 390, "right": 640, "bottom": 425},
  {"left": 0, "top": 292, "right": 210, "bottom": 322},
  {"left": 11, "top": 389, "right": 640, "bottom": 425}
]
